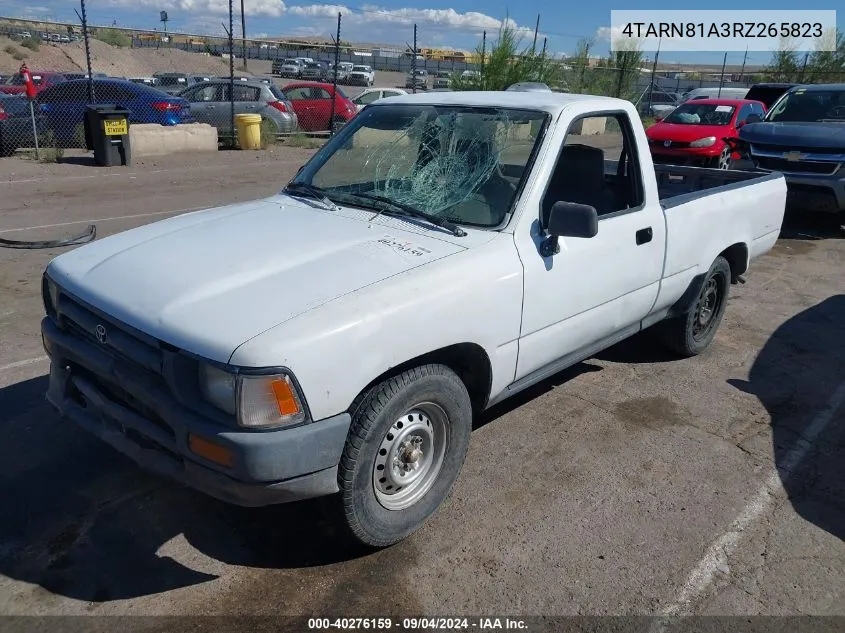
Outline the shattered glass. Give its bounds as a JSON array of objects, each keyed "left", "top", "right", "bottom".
[{"left": 301, "top": 105, "right": 547, "bottom": 227}]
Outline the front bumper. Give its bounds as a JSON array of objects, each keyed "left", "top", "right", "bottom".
[
  {"left": 730, "top": 160, "right": 845, "bottom": 213},
  {"left": 41, "top": 316, "right": 352, "bottom": 507},
  {"left": 649, "top": 145, "right": 722, "bottom": 166}
]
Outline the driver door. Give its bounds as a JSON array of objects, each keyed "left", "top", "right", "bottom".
[{"left": 513, "top": 108, "right": 665, "bottom": 380}]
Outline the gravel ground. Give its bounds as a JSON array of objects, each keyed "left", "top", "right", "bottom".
[{"left": 0, "top": 150, "right": 843, "bottom": 623}]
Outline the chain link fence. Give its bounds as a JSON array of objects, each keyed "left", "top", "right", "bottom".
[{"left": 1, "top": 11, "right": 845, "bottom": 160}]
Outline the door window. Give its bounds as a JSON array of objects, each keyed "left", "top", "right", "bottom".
[
  {"left": 735, "top": 104, "right": 753, "bottom": 126},
  {"left": 186, "top": 85, "right": 219, "bottom": 102},
  {"left": 542, "top": 112, "right": 645, "bottom": 225}
]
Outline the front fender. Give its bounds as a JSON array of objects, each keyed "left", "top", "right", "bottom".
[{"left": 228, "top": 241, "right": 524, "bottom": 421}]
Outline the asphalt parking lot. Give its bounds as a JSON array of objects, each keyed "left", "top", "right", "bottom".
[{"left": 0, "top": 150, "right": 843, "bottom": 621}]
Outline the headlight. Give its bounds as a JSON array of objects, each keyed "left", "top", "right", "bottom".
[
  {"left": 42, "top": 273, "right": 59, "bottom": 315},
  {"left": 199, "top": 364, "right": 237, "bottom": 415},
  {"left": 199, "top": 364, "right": 306, "bottom": 428},
  {"left": 690, "top": 136, "right": 717, "bottom": 148}
]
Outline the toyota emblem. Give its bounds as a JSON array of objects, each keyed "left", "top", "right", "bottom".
[
  {"left": 95, "top": 324, "right": 108, "bottom": 344},
  {"left": 663, "top": 140, "right": 671, "bottom": 147}
]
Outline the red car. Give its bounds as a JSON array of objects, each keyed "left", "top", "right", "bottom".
[
  {"left": 645, "top": 98, "right": 767, "bottom": 169},
  {"left": 279, "top": 81, "right": 357, "bottom": 133},
  {"left": 0, "top": 71, "right": 68, "bottom": 96}
]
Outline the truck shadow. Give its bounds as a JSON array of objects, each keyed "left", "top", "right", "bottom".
[
  {"left": 779, "top": 207, "right": 844, "bottom": 241},
  {"left": 0, "top": 374, "right": 381, "bottom": 602},
  {"left": 728, "top": 294, "right": 845, "bottom": 543}
]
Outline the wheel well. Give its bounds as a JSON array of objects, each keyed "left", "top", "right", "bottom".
[
  {"left": 353, "top": 343, "right": 493, "bottom": 414},
  {"left": 719, "top": 243, "right": 749, "bottom": 279}
]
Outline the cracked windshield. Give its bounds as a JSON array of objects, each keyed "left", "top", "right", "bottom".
[{"left": 291, "top": 105, "right": 547, "bottom": 227}]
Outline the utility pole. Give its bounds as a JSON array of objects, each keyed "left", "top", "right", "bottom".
[
  {"left": 738, "top": 47, "right": 748, "bottom": 83},
  {"left": 240, "top": 0, "right": 247, "bottom": 70},
  {"left": 532, "top": 14, "right": 540, "bottom": 54},
  {"left": 411, "top": 23, "right": 418, "bottom": 94},
  {"left": 329, "top": 12, "right": 341, "bottom": 136},
  {"left": 481, "top": 30, "right": 486, "bottom": 88},
  {"left": 646, "top": 37, "right": 661, "bottom": 115},
  {"left": 717, "top": 51, "right": 727, "bottom": 96},
  {"left": 799, "top": 51, "right": 810, "bottom": 82}
]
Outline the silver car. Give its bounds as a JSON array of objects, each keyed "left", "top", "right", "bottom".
[{"left": 178, "top": 79, "right": 298, "bottom": 137}]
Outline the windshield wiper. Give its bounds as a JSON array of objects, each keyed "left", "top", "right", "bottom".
[
  {"left": 283, "top": 182, "right": 339, "bottom": 211},
  {"left": 346, "top": 191, "right": 467, "bottom": 237}
]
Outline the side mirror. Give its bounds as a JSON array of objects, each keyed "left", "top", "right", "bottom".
[
  {"left": 745, "top": 113, "right": 762, "bottom": 125},
  {"left": 540, "top": 201, "right": 599, "bottom": 257}
]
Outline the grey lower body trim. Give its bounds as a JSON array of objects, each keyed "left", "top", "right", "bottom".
[{"left": 487, "top": 323, "right": 641, "bottom": 409}]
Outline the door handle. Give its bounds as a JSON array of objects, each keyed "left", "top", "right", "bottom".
[{"left": 636, "top": 227, "right": 653, "bottom": 245}]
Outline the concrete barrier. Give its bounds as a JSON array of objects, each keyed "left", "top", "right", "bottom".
[{"left": 129, "top": 123, "right": 218, "bottom": 158}]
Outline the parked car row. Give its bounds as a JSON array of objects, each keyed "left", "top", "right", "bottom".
[
  {"left": 272, "top": 57, "right": 377, "bottom": 87},
  {"left": 643, "top": 81, "right": 845, "bottom": 217},
  {"left": 0, "top": 73, "right": 368, "bottom": 155},
  {"left": 10, "top": 30, "right": 80, "bottom": 43}
]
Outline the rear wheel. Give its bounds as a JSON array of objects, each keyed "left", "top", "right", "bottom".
[
  {"left": 331, "top": 116, "right": 347, "bottom": 134},
  {"left": 334, "top": 364, "right": 473, "bottom": 548},
  {"left": 656, "top": 256, "right": 731, "bottom": 357}
]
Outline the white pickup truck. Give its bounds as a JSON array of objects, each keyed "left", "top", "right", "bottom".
[{"left": 41, "top": 91, "right": 787, "bottom": 547}]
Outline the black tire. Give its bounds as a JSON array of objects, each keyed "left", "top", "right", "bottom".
[
  {"left": 335, "top": 364, "right": 472, "bottom": 548},
  {"left": 710, "top": 146, "right": 731, "bottom": 170},
  {"left": 656, "top": 255, "right": 731, "bottom": 357}
]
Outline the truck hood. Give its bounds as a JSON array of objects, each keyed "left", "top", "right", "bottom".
[
  {"left": 739, "top": 121, "right": 845, "bottom": 149},
  {"left": 47, "top": 195, "right": 469, "bottom": 363}
]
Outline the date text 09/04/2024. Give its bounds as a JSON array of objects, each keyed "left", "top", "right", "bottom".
[
  {"left": 620, "top": 22, "right": 824, "bottom": 39},
  {"left": 308, "top": 618, "right": 529, "bottom": 630}
]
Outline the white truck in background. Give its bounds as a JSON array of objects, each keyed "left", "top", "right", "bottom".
[{"left": 41, "top": 91, "right": 787, "bottom": 548}]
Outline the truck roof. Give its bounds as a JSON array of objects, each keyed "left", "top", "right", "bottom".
[{"left": 378, "top": 90, "right": 631, "bottom": 114}]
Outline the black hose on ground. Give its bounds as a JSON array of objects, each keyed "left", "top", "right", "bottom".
[{"left": 0, "top": 225, "right": 96, "bottom": 250}]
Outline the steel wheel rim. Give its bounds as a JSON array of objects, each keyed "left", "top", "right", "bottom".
[
  {"left": 373, "top": 402, "right": 448, "bottom": 511},
  {"left": 718, "top": 147, "right": 731, "bottom": 170},
  {"left": 692, "top": 273, "right": 725, "bottom": 340}
]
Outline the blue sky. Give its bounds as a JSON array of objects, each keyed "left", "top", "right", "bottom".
[{"left": 3, "top": 0, "right": 842, "bottom": 66}]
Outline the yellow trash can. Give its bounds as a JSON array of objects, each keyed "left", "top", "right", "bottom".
[{"left": 235, "top": 113, "right": 262, "bottom": 150}]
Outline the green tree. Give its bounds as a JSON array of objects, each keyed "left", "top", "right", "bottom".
[
  {"left": 805, "top": 28, "right": 845, "bottom": 83},
  {"left": 450, "top": 18, "right": 563, "bottom": 91},
  {"left": 95, "top": 28, "right": 131, "bottom": 48}
]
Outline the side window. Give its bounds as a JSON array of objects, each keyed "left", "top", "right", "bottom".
[
  {"left": 355, "top": 90, "right": 381, "bottom": 105},
  {"left": 284, "top": 87, "right": 310, "bottom": 101},
  {"left": 542, "top": 112, "right": 644, "bottom": 225},
  {"left": 314, "top": 88, "right": 332, "bottom": 100},
  {"left": 736, "top": 104, "right": 752, "bottom": 125},
  {"left": 186, "top": 85, "right": 218, "bottom": 102},
  {"left": 228, "top": 85, "right": 259, "bottom": 101},
  {"left": 94, "top": 83, "right": 121, "bottom": 102}
]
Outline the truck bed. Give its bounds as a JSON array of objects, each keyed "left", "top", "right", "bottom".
[{"left": 653, "top": 164, "right": 780, "bottom": 207}]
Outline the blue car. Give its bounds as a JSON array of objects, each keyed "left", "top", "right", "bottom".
[{"left": 35, "top": 78, "right": 193, "bottom": 147}]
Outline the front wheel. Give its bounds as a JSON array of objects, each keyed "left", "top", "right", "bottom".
[
  {"left": 655, "top": 255, "right": 731, "bottom": 357},
  {"left": 711, "top": 146, "right": 731, "bottom": 170},
  {"left": 334, "top": 364, "right": 473, "bottom": 548}
]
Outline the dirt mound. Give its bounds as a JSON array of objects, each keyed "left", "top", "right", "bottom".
[{"left": 0, "top": 37, "right": 262, "bottom": 78}]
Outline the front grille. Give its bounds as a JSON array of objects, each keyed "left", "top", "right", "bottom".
[
  {"left": 57, "top": 293, "right": 164, "bottom": 378},
  {"left": 70, "top": 363, "right": 176, "bottom": 440},
  {"left": 750, "top": 143, "right": 845, "bottom": 155},
  {"left": 650, "top": 139, "right": 690, "bottom": 148},
  {"left": 755, "top": 156, "right": 840, "bottom": 175}
]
